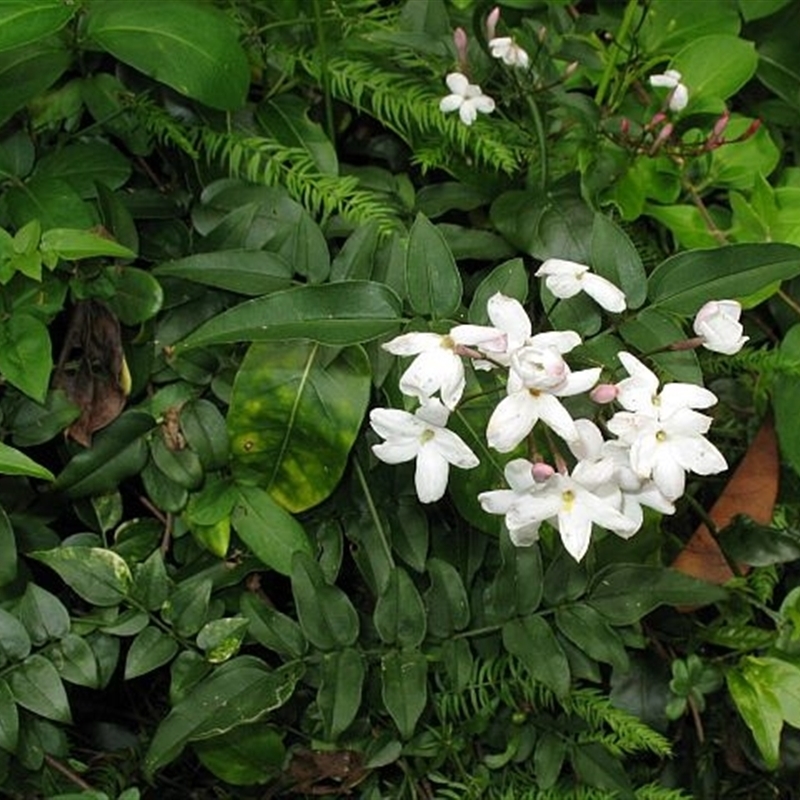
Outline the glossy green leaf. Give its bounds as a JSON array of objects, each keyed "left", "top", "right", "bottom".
[
  {"left": 317, "top": 648, "right": 365, "bottom": 740},
  {"left": 50, "top": 634, "right": 100, "bottom": 689},
  {"left": 0, "top": 608, "right": 31, "bottom": 663},
  {"left": 102, "top": 266, "right": 164, "bottom": 325},
  {"left": 141, "top": 459, "right": 188, "bottom": 514},
  {"left": 239, "top": 593, "right": 307, "bottom": 659},
  {"left": 0, "top": 312, "right": 51, "bottom": 402},
  {"left": 647, "top": 243, "right": 800, "bottom": 314},
  {"left": 330, "top": 221, "right": 380, "bottom": 281},
  {"left": 0, "top": 441, "right": 52, "bottom": 482},
  {"left": 125, "top": 626, "right": 180, "bottom": 680},
  {"left": 571, "top": 742, "right": 634, "bottom": 797},
  {"left": 193, "top": 723, "right": 285, "bottom": 787},
  {"left": 502, "top": 616, "right": 570, "bottom": 697},
  {"left": 196, "top": 618, "right": 249, "bottom": 664},
  {"left": 85, "top": 0, "right": 249, "bottom": 111},
  {"left": 424, "top": 558, "right": 470, "bottom": 638},
  {"left": 0, "top": 42, "right": 71, "bottom": 126},
  {"left": 405, "top": 213, "right": 462, "bottom": 319},
  {"left": 381, "top": 649, "right": 427, "bottom": 739},
  {"left": 150, "top": 435, "right": 203, "bottom": 491},
  {"left": 468, "top": 258, "right": 528, "bottom": 324},
  {"left": 590, "top": 213, "right": 646, "bottom": 309},
  {"left": 39, "top": 228, "right": 134, "bottom": 261},
  {"left": 0, "top": 1, "right": 76, "bottom": 52},
  {"left": 720, "top": 517, "right": 800, "bottom": 566},
  {"left": 161, "top": 578, "right": 212, "bottom": 638},
  {"left": 588, "top": 565, "right": 727, "bottom": 625},
  {"left": 742, "top": 656, "right": 800, "bottom": 728},
  {"left": 727, "top": 666, "right": 783, "bottom": 769},
  {"left": 9, "top": 655, "right": 71, "bottom": 723},
  {"left": 374, "top": 567, "right": 427, "bottom": 648},
  {"left": 6, "top": 175, "right": 96, "bottom": 230},
  {"left": 773, "top": 324, "right": 800, "bottom": 477},
  {"left": 555, "top": 604, "right": 628, "bottom": 670},
  {"left": 228, "top": 342, "right": 370, "bottom": 512},
  {"left": 180, "top": 281, "right": 403, "bottom": 349},
  {"left": 0, "top": 680, "right": 18, "bottom": 753},
  {"left": 53, "top": 411, "right": 154, "bottom": 497},
  {"left": 144, "top": 659, "right": 303, "bottom": 777},
  {"left": 485, "top": 534, "right": 543, "bottom": 623},
  {"left": 153, "top": 251, "right": 294, "bottom": 296},
  {"left": 30, "top": 546, "right": 132, "bottom": 606},
  {"left": 290, "top": 552, "right": 359, "bottom": 650},
  {"left": 232, "top": 485, "right": 313, "bottom": 576},
  {"left": 35, "top": 142, "right": 131, "bottom": 198},
  {"left": 17, "top": 584, "right": 69, "bottom": 646},
  {"left": 708, "top": 116, "right": 781, "bottom": 190},
  {"left": 130, "top": 550, "right": 171, "bottom": 611}
]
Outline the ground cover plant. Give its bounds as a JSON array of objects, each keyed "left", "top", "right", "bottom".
[{"left": 1, "top": 0, "right": 800, "bottom": 797}]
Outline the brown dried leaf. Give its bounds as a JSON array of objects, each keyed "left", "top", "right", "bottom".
[{"left": 672, "top": 416, "right": 779, "bottom": 585}]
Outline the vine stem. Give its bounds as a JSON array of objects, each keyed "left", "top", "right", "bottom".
[
  {"left": 683, "top": 178, "right": 729, "bottom": 245},
  {"left": 45, "top": 754, "right": 93, "bottom": 791},
  {"left": 777, "top": 288, "right": 800, "bottom": 318},
  {"left": 595, "top": 0, "right": 639, "bottom": 108}
]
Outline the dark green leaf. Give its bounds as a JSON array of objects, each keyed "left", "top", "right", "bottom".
[
  {"left": 9, "top": 655, "right": 71, "bottom": 723},
  {"left": 144, "top": 659, "right": 303, "bottom": 776},
  {"left": 317, "top": 648, "right": 365, "bottom": 740},
  {"left": 193, "top": 723, "right": 285, "bottom": 787},
  {"left": 591, "top": 213, "right": 646, "bottom": 309},
  {"left": 102, "top": 266, "right": 163, "bottom": 325},
  {"left": 125, "top": 626, "right": 180, "bottom": 679},
  {"left": 180, "top": 281, "right": 403, "bottom": 349},
  {"left": 6, "top": 176, "right": 96, "bottom": 230},
  {"left": 720, "top": 517, "right": 800, "bottom": 566},
  {"left": 0, "top": 608, "right": 31, "bottom": 663},
  {"left": 374, "top": 567, "right": 427, "bottom": 648},
  {"left": 50, "top": 634, "right": 100, "bottom": 688},
  {"left": 425, "top": 558, "right": 470, "bottom": 638},
  {"left": 130, "top": 550, "right": 171, "bottom": 611},
  {"left": 405, "top": 213, "right": 461, "bottom": 319},
  {"left": 30, "top": 546, "right": 132, "bottom": 606},
  {"left": 381, "top": 649, "right": 427, "bottom": 739},
  {"left": 0, "top": 679, "right": 18, "bottom": 753},
  {"left": 0, "top": 1, "right": 75, "bottom": 53},
  {"left": 534, "top": 731, "right": 566, "bottom": 790},
  {"left": 485, "top": 534, "right": 543, "bottom": 622},
  {"left": 468, "top": 258, "right": 528, "bottom": 325},
  {"left": 0, "top": 443, "right": 52, "bottom": 484},
  {"left": 774, "top": 324, "right": 800, "bottom": 476},
  {"left": 85, "top": 0, "right": 249, "bottom": 110},
  {"left": 150, "top": 435, "right": 203, "bottom": 491},
  {"left": 571, "top": 742, "right": 634, "bottom": 798},
  {"left": 162, "top": 578, "right": 211, "bottom": 638},
  {"left": 8, "top": 389, "right": 79, "bottom": 449},
  {"left": 35, "top": 142, "right": 131, "bottom": 198},
  {"left": 196, "top": 618, "right": 248, "bottom": 664},
  {"left": 228, "top": 343, "right": 370, "bottom": 512},
  {"left": 17, "top": 584, "right": 69, "bottom": 646},
  {"left": 240, "top": 593, "right": 307, "bottom": 659},
  {"left": 0, "top": 312, "right": 51, "bottom": 402},
  {"left": 502, "top": 616, "right": 570, "bottom": 697},
  {"left": 555, "top": 603, "right": 628, "bottom": 670},
  {"left": 330, "top": 221, "right": 380, "bottom": 281}
]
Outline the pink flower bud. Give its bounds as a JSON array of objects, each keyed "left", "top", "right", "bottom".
[
  {"left": 453, "top": 27, "right": 468, "bottom": 70},
  {"left": 620, "top": 117, "right": 630, "bottom": 135},
  {"left": 532, "top": 462, "right": 555, "bottom": 482},
  {"left": 646, "top": 111, "right": 667, "bottom": 130},
  {"left": 590, "top": 383, "right": 619, "bottom": 404},
  {"left": 486, "top": 6, "right": 500, "bottom": 40},
  {"left": 741, "top": 119, "right": 762, "bottom": 140},
  {"left": 712, "top": 110, "right": 730, "bottom": 140},
  {"left": 650, "top": 122, "right": 674, "bottom": 154}
]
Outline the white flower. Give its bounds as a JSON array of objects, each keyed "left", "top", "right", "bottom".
[
  {"left": 383, "top": 325, "right": 505, "bottom": 409},
  {"left": 478, "top": 458, "right": 541, "bottom": 543},
  {"left": 370, "top": 399, "right": 479, "bottom": 503},
  {"left": 485, "top": 292, "right": 533, "bottom": 365},
  {"left": 649, "top": 69, "right": 689, "bottom": 112},
  {"left": 693, "top": 300, "right": 748, "bottom": 355},
  {"left": 439, "top": 72, "right": 495, "bottom": 126},
  {"left": 489, "top": 37, "right": 530, "bottom": 69},
  {"left": 535, "top": 258, "right": 627, "bottom": 313}
]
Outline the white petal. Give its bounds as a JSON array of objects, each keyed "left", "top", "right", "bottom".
[
  {"left": 507, "top": 521, "right": 543, "bottom": 546},
  {"left": 536, "top": 258, "right": 588, "bottom": 278},
  {"left": 557, "top": 505, "right": 594, "bottom": 562},
  {"left": 370, "top": 408, "right": 424, "bottom": 439},
  {"left": 649, "top": 72, "right": 679, "bottom": 89},
  {"left": 487, "top": 293, "right": 532, "bottom": 341},
  {"left": 570, "top": 419, "right": 604, "bottom": 460},
  {"left": 505, "top": 458, "right": 537, "bottom": 491},
  {"left": 433, "top": 428, "right": 480, "bottom": 469},
  {"left": 659, "top": 383, "right": 717, "bottom": 416},
  {"left": 582, "top": 273, "right": 627, "bottom": 313},
  {"left": 671, "top": 436, "right": 728, "bottom": 476},
  {"left": 470, "top": 94, "right": 496, "bottom": 114},
  {"left": 399, "top": 349, "right": 464, "bottom": 407},
  {"left": 545, "top": 273, "right": 582, "bottom": 298},
  {"left": 554, "top": 367, "right": 601, "bottom": 397},
  {"left": 669, "top": 83, "right": 689, "bottom": 111},
  {"left": 486, "top": 391, "right": 539, "bottom": 452},
  {"left": 415, "top": 397, "right": 450, "bottom": 427},
  {"left": 629, "top": 430, "right": 659, "bottom": 478},
  {"left": 580, "top": 488, "right": 639, "bottom": 536},
  {"left": 459, "top": 102, "right": 478, "bottom": 126},
  {"left": 415, "top": 444, "right": 450, "bottom": 503},
  {"left": 440, "top": 94, "right": 464, "bottom": 114},
  {"left": 479, "top": 488, "right": 522, "bottom": 516},
  {"left": 450, "top": 323, "right": 506, "bottom": 349},
  {"left": 534, "top": 393, "right": 579, "bottom": 442},
  {"left": 372, "top": 439, "right": 419, "bottom": 464},
  {"left": 445, "top": 72, "right": 469, "bottom": 96},
  {"left": 528, "top": 330, "right": 582, "bottom": 354},
  {"left": 651, "top": 455, "right": 686, "bottom": 501},
  {"left": 383, "top": 331, "right": 442, "bottom": 356}
]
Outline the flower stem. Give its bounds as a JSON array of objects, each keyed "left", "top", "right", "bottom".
[{"left": 778, "top": 288, "right": 800, "bottom": 318}]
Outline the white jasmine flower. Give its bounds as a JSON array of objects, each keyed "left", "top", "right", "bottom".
[
  {"left": 649, "top": 69, "right": 689, "bottom": 112},
  {"left": 478, "top": 458, "right": 542, "bottom": 544},
  {"left": 489, "top": 37, "right": 530, "bottom": 69},
  {"left": 485, "top": 292, "right": 533, "bottom": 365},
  {"left": 440, "top": 72, "right": 495, "bottom": 126},
  {"left": 535, "top": 258, "right": 627, "bottom": 313},
  {"left": 370, "top": 399, "right": 479, "bottom": 504},
  {"left": 693, "top": 300, "right": 748, "bottom": 355},
  {"left": 383, "top": 325, "right": 505, "bottom": 409}
]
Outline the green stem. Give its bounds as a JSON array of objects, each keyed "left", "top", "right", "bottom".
[
  {"left": 354, "top": 456, "right": 395, "bottom": 570},
  {"left": 595, "top": 0, "right": 640, "bottom": 108},
  {"left": 312, "top": 0, "right": 336, "bottom": 147},
  {"left": 777, "top": 288, "right": 800, "bottom": 319}
]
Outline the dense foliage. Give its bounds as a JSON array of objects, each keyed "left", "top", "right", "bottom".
[{"left": 1, "top": 0, "right": 800, "bottom": 797}]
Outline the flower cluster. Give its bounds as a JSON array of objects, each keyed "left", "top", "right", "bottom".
[{"left": 370, "top": 260, "right": 745, "bottom": 563}]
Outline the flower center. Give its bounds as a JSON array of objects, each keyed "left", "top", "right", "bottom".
[
  {"left": 561, "top": 489, "right": 575, "bottom": 510},
  {"left": 441, "top": 335, "right": 455, "bottom": 350},
  {"left": 420, "top": 429, "right": 436, "bottom": 444},
  {"left": 656, "top": 430, "right": 667, "bottom": 442}
]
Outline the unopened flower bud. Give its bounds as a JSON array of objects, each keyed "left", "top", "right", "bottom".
[
  {"left": 537, "top": 26, "right": 547, "bottom": 43},
  {"left": 454, "top": 27, "right": 468, "bottom": 70},
  {"left": 486, "top": 6, "right": 500, "bottom": 40},
  {"left": 650, "top": 122, "right": 674, "bottom": 154},
  {"left": 620, "top": 117, "right": 630, "bottom": 136},
  {"left": 711, "top": 110, "right": 730, "bottom": 140},
  {"left": 532, "top": 462, "right": 555, "bottom": 482},
  {"left": 590, "top": 383, "right": 618, "bottom": 404},
  {"left": 740, "top": 118, "right": 762, "bottom": 141},
  {"left": 646, "top": 111, "right": 667, "bottom": 130},
  {"left": 564, "top": 60, "right": 579, "bottom": 78}
]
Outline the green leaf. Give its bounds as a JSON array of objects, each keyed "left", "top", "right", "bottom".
[
  {"left": 405, "top": 213, "right": 462, "bottom": 319},
  {"left": 6, "top": 175, "right": 96, "bottom": 230},
  {"left": 0, "top": 41, "right": 71, "bottom": 127},
  {"left": 639, "top": 0, "right": 740, "bottom": 52},
  {"left": 590, "top": 213, "right": 646, "bottom": 309},
  {"left": 125, "top": 626, "right": 180, "bottom": 680},
  {"left": 290, "top": 552, "right": 359, "bottom": 651},
  {"left": 85, "top": 0, "right": 249, "bottom": 111},
  {"left": 720, "top": 517, "right": 800, "bottom": 566},
  {"left": 39, "top": 228, "right": 134, "bottom": 261},
  {"left": 193, "top": 723, "right": 285, "bottom": 787},
  {"left": 232, "top": 485, "right": 313, "bottom": 576},
  {"left": 35, "top": 142, "right": 131, "bottom": 198},
  {"left": 317, "top": 648, "right": 365, "bottom": 740},
  {"left": 0, "top": 441, "right": 52, "bottom": 482},
  {"left": 102, "top": 266, "right": 164, "bottom": 325},
  {"left": 571, "top": 742, "right": 634, "bottom": 798},
  {"left": 196, "top": 618, "right": 249, "bottom": 664},
  {"left": 8, "top": 389, "right": 80, "bottom": 448},
  {"left": 50, "top": 634, "right": 100, "bottom": 689},
  {"left": 239, "top": 593, "right": 307, "bottom": 659},
  {"left": 0, "top": 312, "right": 51, "bottom": 402},
  {"left": 773, "top": 324, "right": 800, "bottom": 477},
  {"left": 727, "top": 665, "right": 783, "bottom": 769},
  {"left": 17, "top": 584, "right": 69, "bottom": 646},
  {"left": 587, "top": 565, "right": 727, "bottom": 625},
  {"left": 534, "top": 731, "right": 566, "bottom": 790},
  {"left": 130, "top": 550, "right": 171, "bottom": 611},
  {"left": 53, "top": 411, "right": 154, "bottom": 498},
  {"left": 468, "top": 258, "right": 528, "bottom": 325},
  {"left": 228, "top": 342, "right": 371, "bottom": 513},
  {"left": 647, "top": 242, "right": 800, "bottom": 314},
  {"left": 0, "top": 607, "right": 31, "bottom": 663},
  {"left": 0, "top": 680, "right": 19, "bottom": 753},
  {"left": 150, "top": 435, "right": 203, "bottom": 491},
  {"left": 330, "top": 221, "right": 380, "bottom": 282},
  {"left": 708, "top": 116, "right": 781, "bottom": 190},
  {"left": 30, "top": 546, "right": 132, "bottom": 606},
  {"left": 180, "top": 281, "right": 403, "bottom": 349},
  {"left": 153, "top": 251, "right": 294, "bottom": 296},
  {"left": 162, "top": 578, "right": 211, "bottom": 638},
  {"left": 0, "top": 1, "right": 75, "bottom": 53},
  {"left": 9, "top": 655, "right": 71, "bottom": 723},
  {"left": 374, "top": 567, "right": 427, "bottom": 648},
  {"left": 502, "top": 616, "right": 570, "bottom": 697},
  {"left": 381, "top": 649, "right": 427, "bottom": 739},
  {"left": 144, "top": 659, "right": 303, "bottom": 777},
  {"left": 555, "top": 603, "right": 628, "bottom": 670},
  {"left": 424, "top": 558, "right": 470, "bottom": 638},
  {"left": 485, "top": 534, "right": 543, "bottom": 622}
]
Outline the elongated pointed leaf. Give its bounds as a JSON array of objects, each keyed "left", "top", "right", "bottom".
[
  {"left": 40, "top": 228, "right": 134, "bottom": 260},
  {"left": 318, "top": 648, "right": 365, "bottom": 740},
  {"left": 0, "top": 312, "right": 51, "bottom": 402},
  {"left": 85, "top": 0, "right": 249, "bottom": 110},
  {"left": 145, "top": 659, "right": 303, "bottom": 777},
  {"left": 727, "top": 666, "right": 783, "bottom": 769},
  {"left": 9, "top": 654, "right": 71, "bottom": 723},
  {"left": 424, "top": 558, "right": 469, "bottom": 637},
  {"left": 228, "top": 342, "right": 371, "bottom": 512},
  {"left": 374, "top": 567, "right": 427, "bottom": 648},
  {"left": 0, "top": 1, "right": 76, "bottom": 53},
  {"left": 31, "top": 546, "right": 132, "bottom": 606},
  {"left": 180, "top": 281, "right": 403, "bottom": 349},
  {"left": 0, "top": 679, "right": 18, "bottom": 753},
  {"left": 125, "top": 626, "right": 179, "bottom": 679},
  {"left": 502, "top": 616, "right": 570, "bottom": 697},
  {"left": 381, "top": 649, "right": 427, "bottom": 740},
  {"left": 0, "top": 442, "right": 52, "bottom": 482}
]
